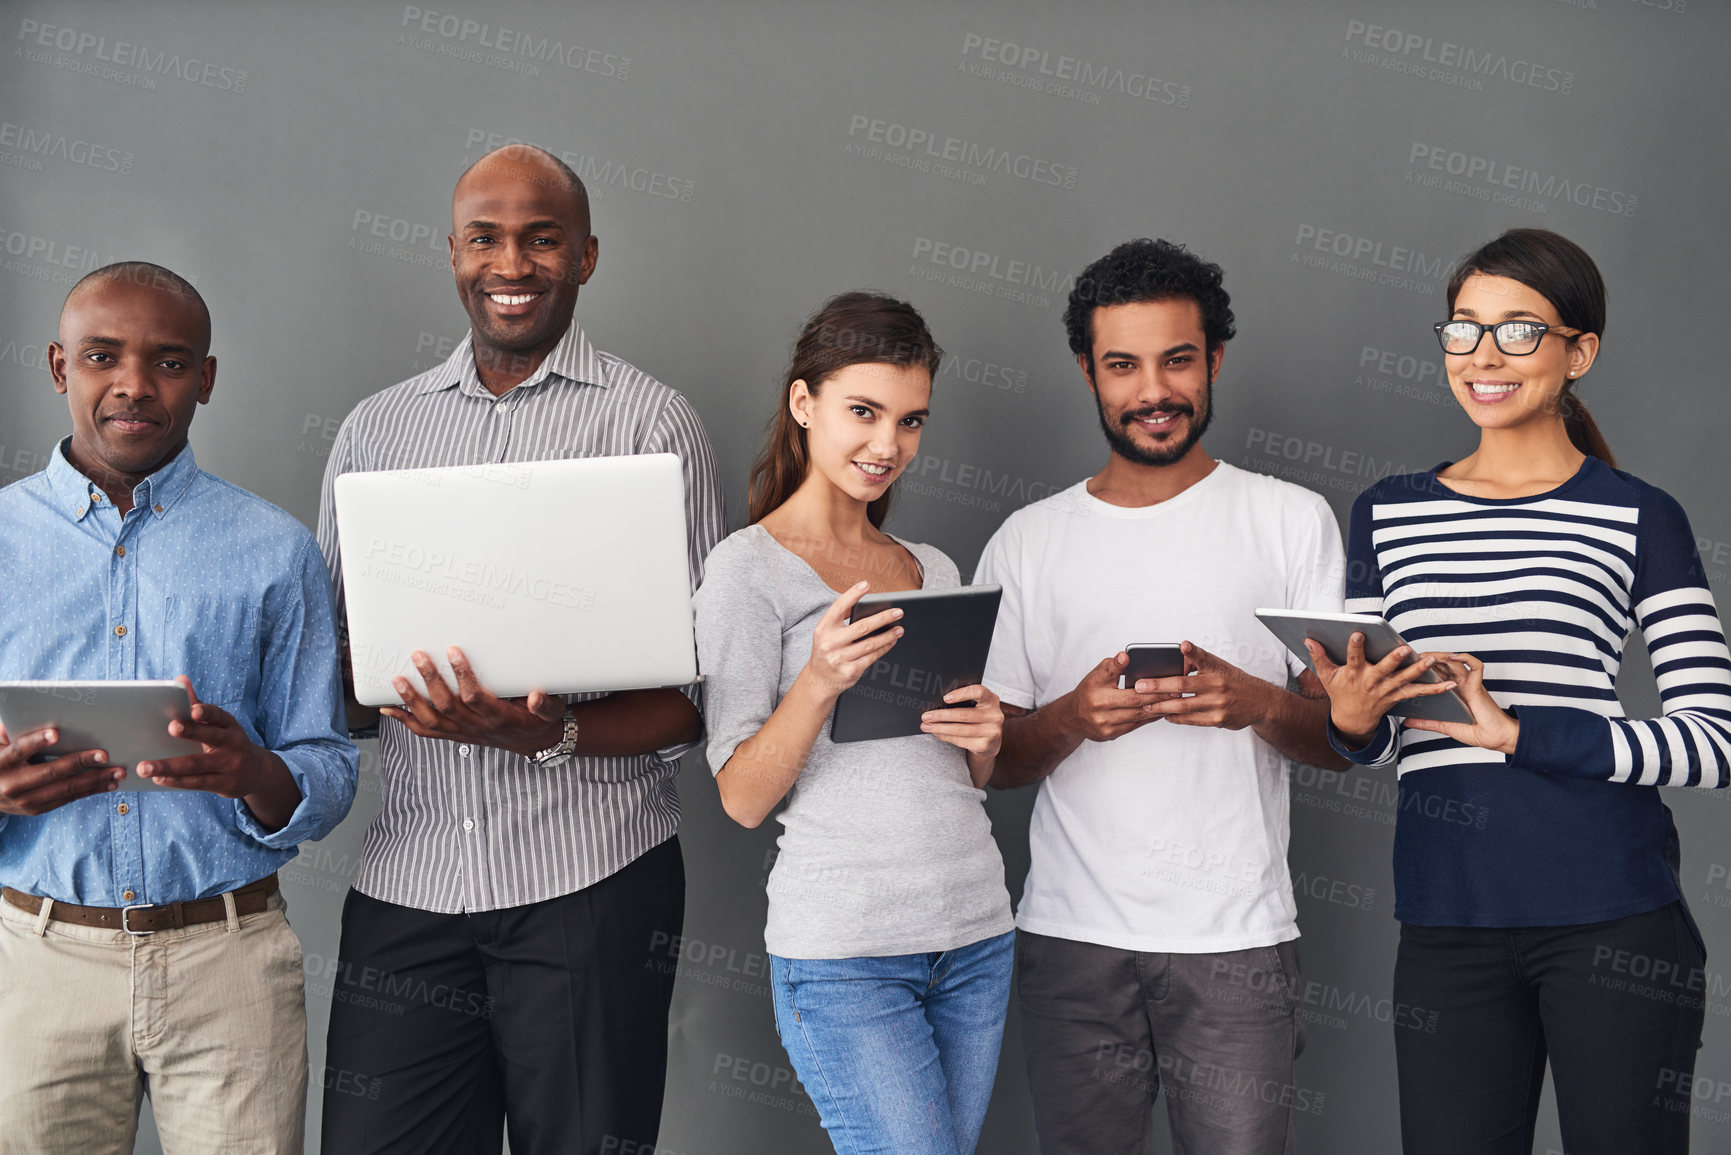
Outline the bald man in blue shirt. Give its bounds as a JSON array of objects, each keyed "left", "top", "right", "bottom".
[{"left": 0, "top": 262, "right": 357, "bottom": 1153}]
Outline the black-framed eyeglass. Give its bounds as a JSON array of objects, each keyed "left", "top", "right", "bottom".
[{"left": 1434, "top": 319, "right": 1575, "bottom": 357}]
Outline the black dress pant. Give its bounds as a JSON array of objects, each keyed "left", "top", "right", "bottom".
[
  {"left": 320, "top": 836, "right": 685, "bottom": 1155},
  {"left": 1393, "top": 901, "right": 1706, "bottom": 1155}
]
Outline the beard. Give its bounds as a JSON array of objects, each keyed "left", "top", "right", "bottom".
[{"left": 1094, "top": 380, "right": 1213, "bottom": 466}]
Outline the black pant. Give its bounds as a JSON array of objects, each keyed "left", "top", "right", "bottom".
[
  {"left": 1393, "top": 902, "right": 1706, "bottom": 1155},
  {"left": 320, "top": 836, "right": 685, "bottom": 1155}
]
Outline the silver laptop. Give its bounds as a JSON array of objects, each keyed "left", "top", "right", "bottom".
[{"left": 333, "top": 454, "right": 696, "bottom": 708}]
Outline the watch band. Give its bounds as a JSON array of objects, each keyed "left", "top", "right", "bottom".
[{"left": 530, "top": 707, "right": 580, "bottom": 765}]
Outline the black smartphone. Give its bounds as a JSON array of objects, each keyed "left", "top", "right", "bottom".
[{"left": 1119, "top": 643, "right": 1186, "bottom": 689}]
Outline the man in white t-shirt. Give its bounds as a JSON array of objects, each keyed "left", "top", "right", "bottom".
[{"left": 974, "top": 238, "right": 1348, "bottom": 1154}]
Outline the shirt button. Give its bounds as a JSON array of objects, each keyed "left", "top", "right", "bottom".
[
  {"left": 462, "top": 818, "right": 475, "bottom": 832},
  {"left": 115, "top": 545, "right": 126, "bottom": 557},
  {"left": 114, "top": 625, "right": 127, "bottom": 638},
  {"left": 91, "top": 493, "right": 102, "bottom": 503},
  {"left": 153, "top": 504, "right": 163, "bottom": 514},
  {"left": 117, "top": 802, "right": 129, "bottom": 815},
  {"left": 122, "top": 890, "right": 135, "bottom": 902},
  {"left": 458, "top": 744, "right": 472, "bottom": 757}
]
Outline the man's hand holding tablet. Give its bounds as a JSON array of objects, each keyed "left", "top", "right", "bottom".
[
  {"left": 137, "top": 676, "right": 305, "bottom": 832},
  {"left": 0, "top": 674, "right": 302, "bottom": 826},
  {"left": 0, "top": 724, "right": 122, "bottom": 815}
]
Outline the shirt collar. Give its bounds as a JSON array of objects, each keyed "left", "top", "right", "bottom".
[
  {"left": 47, "top": 437, "right": 199, "bottom": 522},
  {"left": 414, "top": 322, "right": 605, "bottom": 399}
]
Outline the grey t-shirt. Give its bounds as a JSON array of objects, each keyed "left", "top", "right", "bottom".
[{"left": 695, "top": 524, "right": 1014, "bottom": 959}]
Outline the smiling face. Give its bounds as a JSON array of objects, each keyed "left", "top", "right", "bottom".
[
  {"left": 790, "top": 361, "right": 930, "bottom": 505},
  {"left": 1445, "top": 273, "right": 1598, "bottom": 434},
  {"left": 1084, "top": 298, "right": 1222, "bottom": 467},
  {"left": 449, "top": 149, "right": 597, "bottom": 373},
  {"left": 49, "top": 278, "right": 215, "bottom": 495}
]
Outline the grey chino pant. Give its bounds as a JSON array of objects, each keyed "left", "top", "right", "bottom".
[{"left": 1016, "top": 930, "right": 1307, "bottom": 1155}]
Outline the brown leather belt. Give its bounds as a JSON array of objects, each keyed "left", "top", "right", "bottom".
[{"left": 1, "top": 873, "right": 278, "bottom": 935}]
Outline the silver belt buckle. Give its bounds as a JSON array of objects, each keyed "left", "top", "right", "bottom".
[{"left": 121, "top": 903, "right": 156, "bottom": 936}]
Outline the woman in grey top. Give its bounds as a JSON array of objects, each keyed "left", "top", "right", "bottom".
[{"left": 694, "top": 292, "right": 1014, "bottom": 1155}]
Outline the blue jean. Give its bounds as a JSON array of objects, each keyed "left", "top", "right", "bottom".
[{"left": 770, "top": 930, "right": 1015, "bottom": 1155}]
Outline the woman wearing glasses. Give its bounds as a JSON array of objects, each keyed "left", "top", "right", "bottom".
[
  {"left": 693, "top": 292, "right": 1013, "bottom": 1155},
  {"left": 1308, "top": 228, "right": 1730, "bottom": 1154}
]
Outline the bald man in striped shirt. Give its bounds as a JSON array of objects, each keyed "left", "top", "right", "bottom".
[{"left": 315, "top": 144, "right": 724, "bottom": 1155}]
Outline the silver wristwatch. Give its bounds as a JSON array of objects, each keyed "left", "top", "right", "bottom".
[{"left": 529, "top": 707, "right": 579, "bottom": 766}]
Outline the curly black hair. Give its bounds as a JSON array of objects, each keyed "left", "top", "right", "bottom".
[{"left": 1063, "top": 239, "right": 1236, "bottom": 375}]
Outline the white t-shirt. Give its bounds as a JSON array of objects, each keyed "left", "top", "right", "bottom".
[{"left": 973, "top": 462, "right": 1345, "bottom": 953}]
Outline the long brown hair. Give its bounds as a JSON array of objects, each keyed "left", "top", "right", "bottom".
[
  {"left": 1446, "top": 228, "right": 1615, "bottom": 467},
  {"left": 747, "top": 292, "right": 944, "bottom": 527}
]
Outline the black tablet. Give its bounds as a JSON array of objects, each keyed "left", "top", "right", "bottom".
[
  {"left": 1254, "top": 609, "right": 1474, "bottom": 724},
  {"left": 830, "top": 585, "right": 1003, "bottom": 744}
]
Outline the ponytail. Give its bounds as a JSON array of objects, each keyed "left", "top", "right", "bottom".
[{"left": 1559, "top": 384, "right": 1616, "bottom": 468}]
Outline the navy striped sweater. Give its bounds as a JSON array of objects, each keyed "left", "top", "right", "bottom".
[{"left": 1332, "top": 459, "right": 1731, "bottom": 926}]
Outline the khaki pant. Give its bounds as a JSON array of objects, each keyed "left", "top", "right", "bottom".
[{"left": 0, "top": 890, "right": 308, "bottom": 1154}]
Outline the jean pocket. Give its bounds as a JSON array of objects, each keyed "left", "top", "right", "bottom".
[
  {"left": 1273, "top": 939, "right": 1303, "bottom": 996},
  {"left": 1270, "top": 940, "right": 1306, "bottom": 1058},
  {"left": 1253, "top": 941, "right": 1303, "bottom": 1013},
  {"left": 771, "top": 957, "right": 802, "bottom": 1024}
]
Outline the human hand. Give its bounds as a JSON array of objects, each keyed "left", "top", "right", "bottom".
[
  {"left": 1138, "top": 641, "right": 1270, "bottom": 731},
  {"left": 381, "top": 647, "right": 567, "bottom": 759},
  {"left": 798, "top": 582, "right": 904, "bottom": 701},
  {"left": 1305, "top": 633, "right": 1458, "bottom": 748},
  {"left": 1400, "top": 653, "right": 1518, "bottom": 754},
  {"left": 0, "top": 722, "right": 121, "bottom": 816},
  {"left": 1060, "top": 652, "right": 1176, "bottom": 742},
  {"left": 921, "top": 683, "right": 1004, "bottom": 757}
]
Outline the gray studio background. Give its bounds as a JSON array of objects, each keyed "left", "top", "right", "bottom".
[{"left": 3, "top": 1, "right": 1726, "bottom": 1151}]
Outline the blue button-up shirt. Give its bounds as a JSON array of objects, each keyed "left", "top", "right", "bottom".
[{"left": 0, "top": 440, "right": 357, "bottom": 905}]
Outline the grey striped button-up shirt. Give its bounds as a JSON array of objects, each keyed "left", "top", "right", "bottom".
[{"left": 316, "top": 322, "right": 725, "bottom": 913}]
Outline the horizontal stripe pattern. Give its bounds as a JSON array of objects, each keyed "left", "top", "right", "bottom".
[
  {"left": 1331, "top": 462, "right": 1730, "bottom": 926},
  {"left": 1349, "top": 474, "right": 1731, "bottom": 789},
  {"left": 315, "top": 324, "right": 725, "bottom": 913}
]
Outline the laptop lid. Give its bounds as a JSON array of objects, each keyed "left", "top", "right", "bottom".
[{"left": 333, "top": 454, "right": 696, "bottom": 707}]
